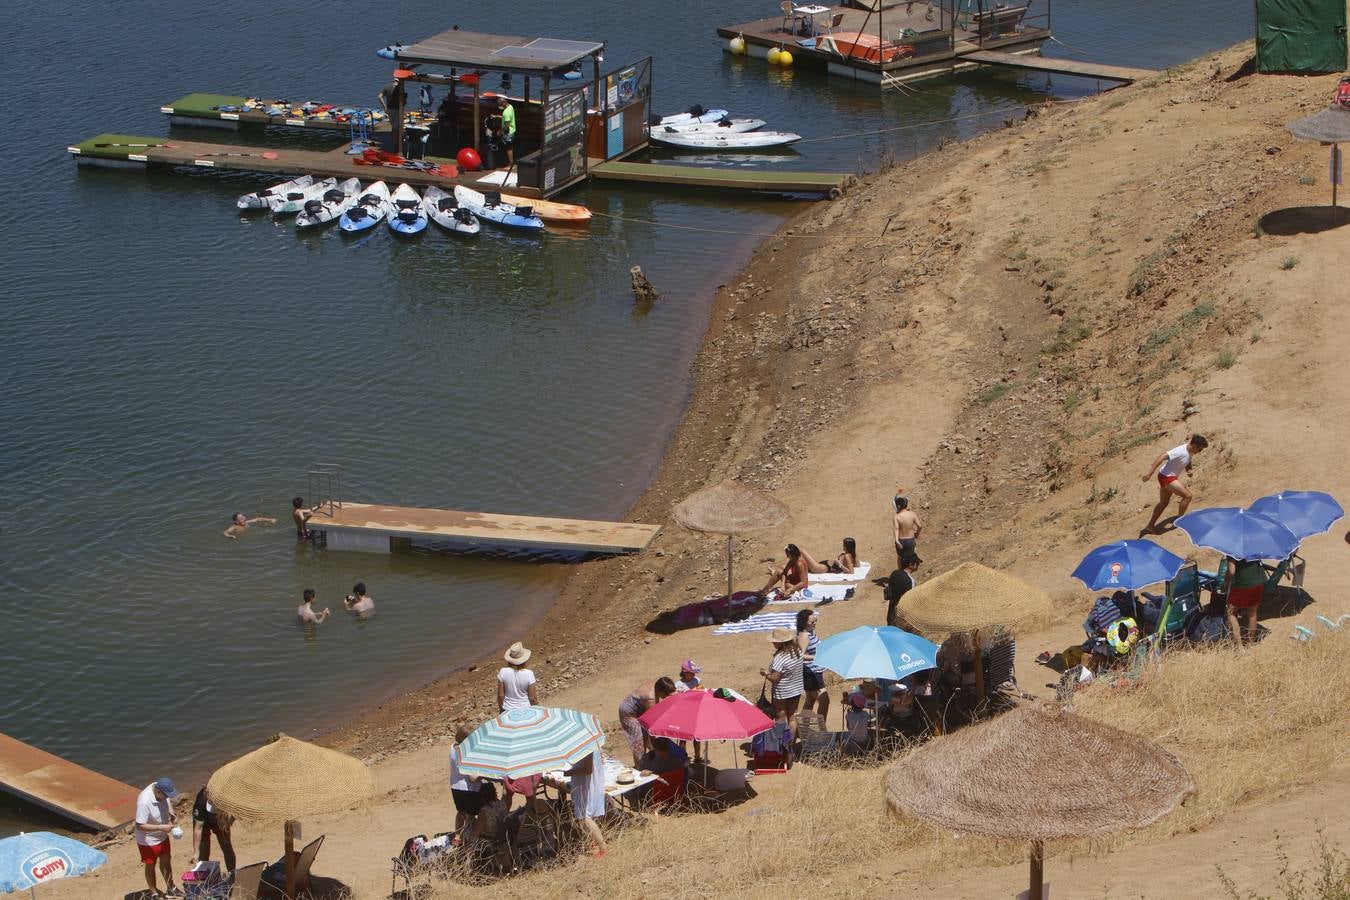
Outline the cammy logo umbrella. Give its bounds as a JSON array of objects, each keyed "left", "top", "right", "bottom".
[
  {"left": 1247, "top": 490, "right": 1344, "bottom": 541},
  {"left": 814, "top": 625, "right": 939, "bottom": 680},
  {"left": 1174, "top": 507, "right": 1300, "bottom": 562},
  {"left": 458, "top": 706, "right": 605, "bottom": 779},
  {"left": 1070, "top": 539, "right": 1185, "bottom": 591},
  {"left": 0, "top": 832, "right": 107, "bottom": 896}
]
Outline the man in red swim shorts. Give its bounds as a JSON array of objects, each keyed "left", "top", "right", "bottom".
[
  {"left": 1141, "top": 433, "right": 1208, "bottom": 534},
  {"left": 135, "top": 777, "right": 181, "bottom": 898}
]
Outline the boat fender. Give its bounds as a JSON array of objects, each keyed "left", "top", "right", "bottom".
[
  {"left": 729, "top": 35, "right": 747, "bottom": 55},
  {"left": 767, "top": 47, "right": 782, "bottom": 65},
  {"left": 779, "top": 49, "right": 794, "bottom": 66}
]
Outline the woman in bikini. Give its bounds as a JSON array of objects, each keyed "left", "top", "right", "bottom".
[
  {"left": 801, "top": 537, "right": 858, "bottom": 575},
  {"left": 759, "top": 544, "right": 811, "bottom": 600}
]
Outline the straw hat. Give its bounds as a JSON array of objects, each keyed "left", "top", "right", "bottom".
[
  {"left": 206, "top": 734, "right": 375, "bottom": 822},
  {"left": 899, "top": 561, "right": 1052, "bottom": 635},
  {"left": 886, "top": 704, "right": 1193, "bottom": 840},
  {"left": 768, "top": 626, "right": 796, "bottom": 644},
  {"left": 673, "top": 479, "right": 789, "bottom": 535},
  {"left": 504, "top": 641, "right": 532, "bottom": 665}
]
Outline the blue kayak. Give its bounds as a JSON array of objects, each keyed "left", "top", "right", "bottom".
[
  {"left": 375, "top": 43, "right": 408, "bottom": 60},
  {"left": 339, "top": 181, "right": 390, "bottom": 234},
  {"left": 453, "top": 185, "right": 545, "bottom": 231},
  {"left": 387, "top": 183, "right": 427, "bottom": 235}
]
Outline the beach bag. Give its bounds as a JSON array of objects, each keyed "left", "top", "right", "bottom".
[{"left": 756, "top": 682, "right": 776, "bottom": 718}]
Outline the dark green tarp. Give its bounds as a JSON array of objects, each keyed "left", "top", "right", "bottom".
[{"left": 1255, "top": 0, "right": 1347, "bottom": 73}]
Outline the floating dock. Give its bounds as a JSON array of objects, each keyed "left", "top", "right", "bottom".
[
  {"left": 958, "top": 50, "right": 1156, "bottom": 83},
  {"left": 0, "top": 732, "right": 138, "bottom": 831},
  {"left": 591, "top": 160, "right": 856, "bottom": 198},
  {"left": 309, "top": 502, "right": 661, "bottom": 555},
  {"left": 161, "top": 92, "right": 398, "bottom": 131}
]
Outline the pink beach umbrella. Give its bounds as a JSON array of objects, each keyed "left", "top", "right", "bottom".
[{"left": 638, "top": 689, "right": 774, "bottom": 742}]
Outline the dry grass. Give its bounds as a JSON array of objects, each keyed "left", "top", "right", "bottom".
[{"left": 423, "top": 630, "right": 1349, "bottom": 899}]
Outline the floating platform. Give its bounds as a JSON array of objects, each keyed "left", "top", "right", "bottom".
[
  {"left": 0, "top": 732, "right": 138, "bottom": 831},
  {"left": 161, "top": 92, "right": 401, "bottom": 131},
  {"left": 67, "top": 132, "right": 547, "bottom": 198},
  {"left": 309, "top": 502, "right": 661, "bottom": 555},
  {"left": 959, "top": 50, "right": 1156, "bottom": 83},
  {"left": 591, "top": 160, "right": 856, "bottom": 198}
]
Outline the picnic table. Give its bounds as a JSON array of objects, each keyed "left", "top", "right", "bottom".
[{"left": 542, "top": 754, "right": 661, "bottom": 810}]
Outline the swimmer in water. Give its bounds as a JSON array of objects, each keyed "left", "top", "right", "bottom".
[
  {"left": 222, "top": 511, "right": 276, "bottom": 540},
  {"left": 343, "top": 582, "right": 375, "bottom": 618}
]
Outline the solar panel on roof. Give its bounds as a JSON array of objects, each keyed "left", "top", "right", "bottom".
[
  {"left": 491, "top": 45, "right": 582, "bottom": 62},
  {"left": 523, "top": 38, "right": 602, "bottom": 52}
]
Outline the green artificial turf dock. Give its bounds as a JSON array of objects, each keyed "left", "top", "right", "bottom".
[
  {"left": 591, "top": 160, "right": 854, "bottom": 196},
  {"left": 68, "top": 133, "right": 174, "bottom": 160},
  {"left": 161, "top": 93, "right": 250, "bottom": 118}
]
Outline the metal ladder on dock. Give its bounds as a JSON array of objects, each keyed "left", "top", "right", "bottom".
[
  {"left": 307, "top": 463, "right": 343, "bottom": 516},
  {"left": 347, "top": 110, "right": 372, "bottom": 155}
]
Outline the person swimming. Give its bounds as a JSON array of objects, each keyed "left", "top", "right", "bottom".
[{"left": 222, "top": 511, "right": 276, "bottom": 540}]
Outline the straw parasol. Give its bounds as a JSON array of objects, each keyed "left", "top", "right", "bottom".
[
  {"left": 207, "top": 734, "right": 375, "bottom": 897},
  {"left": 887, "top": 704, "right": 1193, "bottom": 899},
  {"left": 899, "top": 562, "right": 1052, "bottom": 703},
  {"left": 673, "top": 479, "right": 790, "bottom": 600},
  {"left": 1287, "top": 105, "right": 1350, "bottom": 216}
]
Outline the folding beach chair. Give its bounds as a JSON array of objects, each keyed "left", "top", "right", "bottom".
[
  {"left": 261, "top": 835, "right": 324, "bottom": 897},
  {"left": 223, "top": 861, "right": 266, "bottom": 900},
  {"left": 1148, "top": 563, "right": 1204, "bottom": 645}
]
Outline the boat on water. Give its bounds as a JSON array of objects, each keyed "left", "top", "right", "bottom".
[
  {"left": 339, "top": 180, "right": 390, "bottom": 233},
  {"left": 656, "top": 106, "right": 729, "bottom": 126},
  {"left": 651, "top": 117, "right": 766, "bottom": 135},
  {"left": 268, "top": 177, "right": 336, "bottom": 215},
  {"left": 453, "top": 185, "right": 545, "bottom": 231},
  {"left": 237, "top": 174, "right": 313, "bottom": 211},
  {"left": 648, "top": 130, "right": 802, "bottom": 150},
  {"left": 387, "top": 183, "right": 428, "bottom": 235},
  {"left": 295, "top": 177, "right": 361, "bottom": 229},
  {"left": 818, "top": 31, "right": 908, "bottom": 64},
  {"left": 423, "top": 185, "right": 481, "bottom": 236}
]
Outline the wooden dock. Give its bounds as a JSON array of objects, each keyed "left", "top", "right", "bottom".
[
  {"left": 958, "top": 50, "right": 1157, "bottom": 83},
  {"left": 591, "top": 160, "right": 856, "bottom": 198},
  {"left": 160, "top": 92, "right": 398, "bottom": 131},
  {"left": 309, "top": 502, "right": 661, "bottom": 555},
  {"left": 0, "top": 732, "right": 139, "bottom": 831},
  {"left": 67, "top": 132, "right": 546, "bottom": 198}
]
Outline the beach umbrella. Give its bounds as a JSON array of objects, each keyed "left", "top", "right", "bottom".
[
  {"left": 1070, "top": 539, "right": 1185, "bottom": 591},
  {"left": 1287, "top": 104, "right": 1350, "bottom": 216},
  {"left": 886, "top": 704, "right": 1193, "bottom": 900},
  {"left": 457, "top": 706, "right": 605, "bottom": 780},
  {"left": 638, "top": 689, "right": 774, "bottom": 741},
  {"left": 0, "top": 832, "right": 107, "bottom": 896},
  {"left": 207, "top": 733, "right": 375, "bottom": 898},
  {"left": 673, "top": 479, "right": 790, "bottom": 601},
  {"left": 899, "top": 562, "right": 1053, "bottom": 704},
  {"left": 1247, "top": 490, "right": 1344, "bottom": 541},
  {"left": 1174, "top": 507, "right": 1300, "bottom": 562},
  {"left": 814, "top": 625, "right": 939, "bottom": 680}
]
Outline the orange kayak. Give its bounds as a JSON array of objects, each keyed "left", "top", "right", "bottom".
[{"left": 499, "top": 192, "right": 592, "bottom": 225}]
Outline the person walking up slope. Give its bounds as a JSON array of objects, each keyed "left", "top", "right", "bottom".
[{"left": 1141, "top": 434, "right": 1208, "bottom": 534}]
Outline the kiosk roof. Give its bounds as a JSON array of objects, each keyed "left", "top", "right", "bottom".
[{"left": 396, "top": 31, "right": 604, "bottom": 72}]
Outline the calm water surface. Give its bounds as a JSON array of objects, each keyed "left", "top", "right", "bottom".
[{"left": 0, "top": 0, "right": 1249, "bottom": 832}]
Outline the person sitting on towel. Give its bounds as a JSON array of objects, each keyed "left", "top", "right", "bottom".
[{"left": 758, "top": 544, "right": 810, "bottom": 600}]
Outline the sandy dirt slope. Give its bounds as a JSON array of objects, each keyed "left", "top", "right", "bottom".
[{"left": 50, "top": 43, "right": 1350, "bottom": 899}]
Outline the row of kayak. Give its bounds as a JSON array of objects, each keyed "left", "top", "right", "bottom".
[
  {"left": 236, "top": 176, "right": 547, "bottom": 234},
  {"left": 647, "top": 106, "right": 802, "bottom": 150}
]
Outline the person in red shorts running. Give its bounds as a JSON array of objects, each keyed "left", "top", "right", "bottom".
[
  {"left": 1141, "top": 433, "right": 1208, "bottom": 534},
  {"left": 135, "top": 777, "right": 181, "bottom": 898}
]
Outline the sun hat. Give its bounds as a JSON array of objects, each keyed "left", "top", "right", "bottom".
[
  {"left": 768, "top": 627, "right": 795, "bottom": 644},
  {"left": 680, "top": 659, "right": 702, "bottom": 674},
  {"left": 504, "top": 641, "right": 532, "bottom": 665},
  {"left": 154, "top": 777, "right": 179, "bottom": 798}
]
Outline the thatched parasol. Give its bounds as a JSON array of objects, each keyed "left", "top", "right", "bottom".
[
  {"left": 887, "top": 705, "right": 1193, "bottom": 899},
  {"left": 207, "top": 734, "right": 375, "bottom": 897},
  {"left": 899, "top": 562, "right": 1052, "bottom": 703},
  {"left": 1287, "top": 105, "right": 1350, "bottom": 216},
  {"left": 673, "top": 479, "right": 790, "bottom": 600}
]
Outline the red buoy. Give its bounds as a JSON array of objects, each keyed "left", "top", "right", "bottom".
[{"left": 456, "top": 147, "right": 482, "bottom": 171}]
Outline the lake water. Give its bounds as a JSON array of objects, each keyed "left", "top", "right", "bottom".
[{"left": 0, "top": 0, "right": 1250, "bottom": 833}]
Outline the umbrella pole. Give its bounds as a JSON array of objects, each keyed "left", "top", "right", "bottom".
[
  {"left": 727, "top": 533, "right": 735, "bottom": 601},
  {"left": 972, "top": 629, "right": 986, "bottom": 720},
  {"left": 1029, "top": 839, "right": 1045, "bottom": 900},
  {"left": 284, "top": 819, "right": 297, "bottom": 898}
]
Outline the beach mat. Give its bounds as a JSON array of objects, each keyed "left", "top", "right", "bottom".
[
  {"left": 713, "top": 610, "right": 824, "bottom": 635},
  {"left": 765, "top": 584, "right": 855, "bottom": 605},
  {"left": 807, "top": 561, "right": 872, "bottom": 584}
]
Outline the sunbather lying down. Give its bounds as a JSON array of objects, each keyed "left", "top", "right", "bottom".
[
  {"left": 760, "top": 540, "right": 860, "bottom": 600},
  {"left": 802, "top": 538, "right": 858, "bottom": 575}
]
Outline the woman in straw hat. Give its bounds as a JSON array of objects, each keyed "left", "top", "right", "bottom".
[
  {"left": 497, "top": 642, "right": 538, "bottom": 712},
  {"left": 760, "top": 626, "right": 805, "bottom": 737}
]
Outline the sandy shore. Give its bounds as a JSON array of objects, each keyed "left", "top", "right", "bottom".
[{"left": 51, "top": 41, "right": 1350, "bottom": 898}]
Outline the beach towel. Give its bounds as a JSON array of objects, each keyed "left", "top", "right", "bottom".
[
  {"left": 807, "top": 561, "right": 873, "bottom": 584},
  {"left": 765, "top": 584, "right": 855, "bottom": 605},
  {"left": 671, "top": 591, "right": 765, "bottom": 628},
  {"left": 713, "top": 610, "right": 821, "bottom": 635}
]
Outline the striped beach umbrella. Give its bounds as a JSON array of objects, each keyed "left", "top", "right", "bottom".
[{"left": 457, "top": 706, "right": 605, "bottom": 779}]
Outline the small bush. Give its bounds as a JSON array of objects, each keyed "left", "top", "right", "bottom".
[
  {"left": 1216, "top": 348, "right": 1237, "bottom": 369},
  {"left": 1298, "top": 175, "right": 1317, "bottom": 186},
  {"left": 977, "top": 383, "right": 1013, "bottom": 404},
  {"left": 1280, "top": 256, "right": 1299, "bottom": 271}
]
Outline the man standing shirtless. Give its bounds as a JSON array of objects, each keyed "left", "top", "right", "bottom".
[
  {"left": 1141, "top": 433, "right": 1208, "bottom": 534},
  {"left": 892, "top": 495, "right": 922, "bottom": 568}
]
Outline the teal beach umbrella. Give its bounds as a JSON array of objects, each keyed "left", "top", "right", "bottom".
[{"left": 458, "top": 706, "right": 605, "bottom": 779}]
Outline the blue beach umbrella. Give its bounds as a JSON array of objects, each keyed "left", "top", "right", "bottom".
[
  {"left": 0, "top": 832, "right": 107, "bottom": 896},
  {"left": 457, "top": 706, "right": 605, "bottom": 779},
  {"left": 1248, "top": 491, "right": 1344, "bottom": 541},
  {"left": 814, "top": 625, "right": 939, "bottom": 680},
  {"left": 1174, "top": 507, "right": 1300, "bottom": 562},
  {"left": 1070, "top": 539, "right": 1186, "bottom": 591}
]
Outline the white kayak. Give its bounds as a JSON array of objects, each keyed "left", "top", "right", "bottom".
[
  {"left": 652, "top": 117, "right": 766, "bottom": 135},
  {"left": 237, "top": 174, "right": 313, "bottom": 210},
  {"left": 649, "top": 130, "right": 802, "bottom": 150},
  {"left": 474, "top": 170, "right": 518, "bottom": 188},
  {"left": 268, "top": 177, "right": 336, "bottom": 215},
  {"left": 453, "top": 185, "right": 545, "bottom": 231},
  {"left": 387, "top": 183, "right": 427, "bottom": 235},
  {"left": 422, "top": 185, "right": 481, "bottom": 236},
  {"left": 657, "top": 107, "right": 729, "bottom": 126},
  {"left": 338, "top": 181, "right": 390, "bottom": 233},
  {"left": 295, "top": 177, "right": 361, "bottom": 229}
]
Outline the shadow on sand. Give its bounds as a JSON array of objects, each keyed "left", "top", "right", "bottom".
[{"left": 1258, "top": 205, "right": 1350, "bottom": 236}]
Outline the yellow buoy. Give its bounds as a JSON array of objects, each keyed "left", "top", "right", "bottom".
[
  {"left": 779, "top": 49, "right": 794, "bottom": 66},
  {"left": 767, "top": 47, "right": 782, "bottom": 65},
  {"left": 729, "top": 35, "right": 747, "bottom": 55}
]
